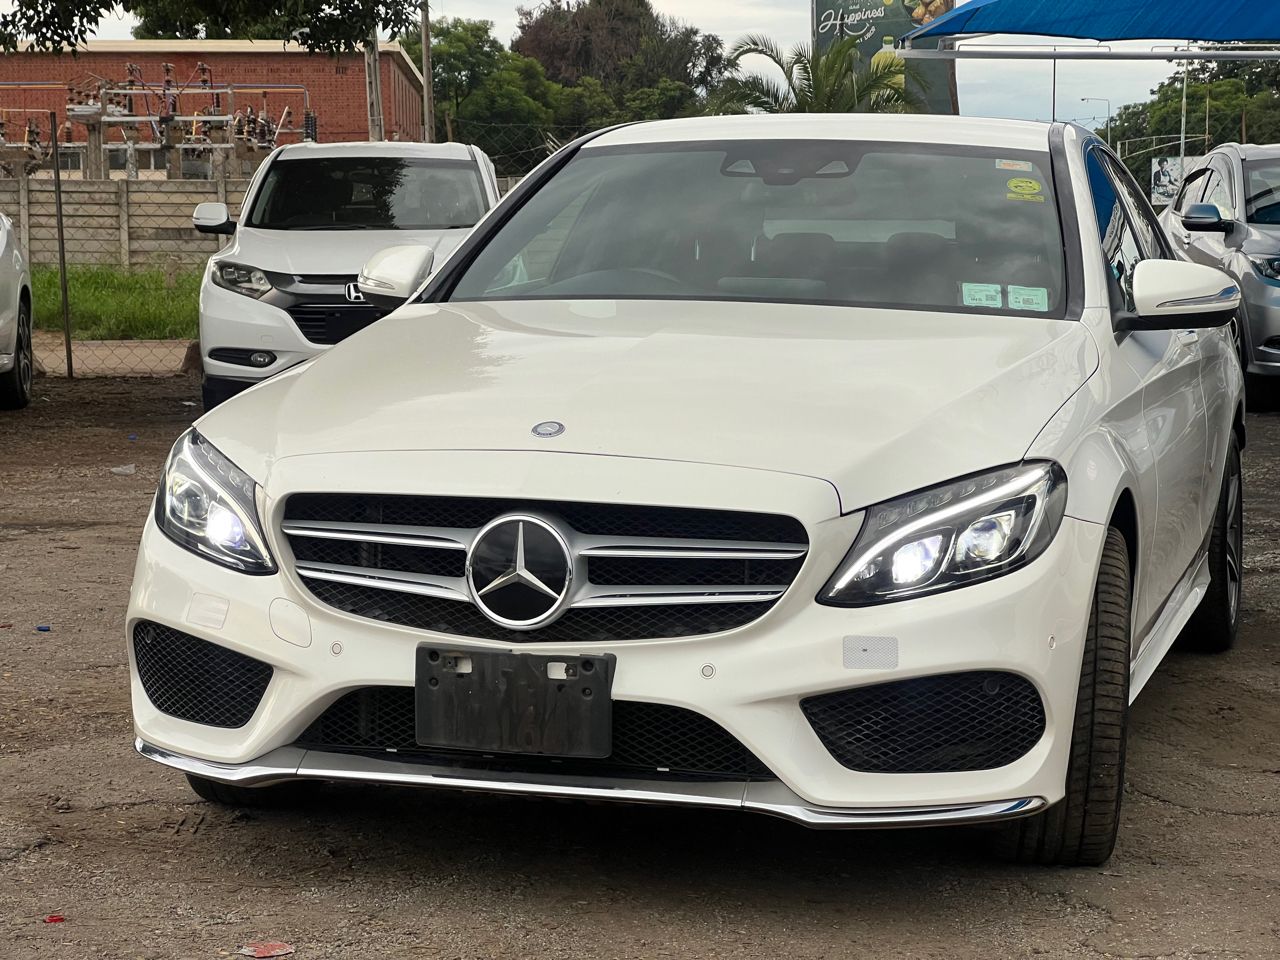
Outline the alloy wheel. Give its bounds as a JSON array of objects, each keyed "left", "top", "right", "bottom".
[{"left": 17, "top": 305, "right": 32, "bottom": 398}]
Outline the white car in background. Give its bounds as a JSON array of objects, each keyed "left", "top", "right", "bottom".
[
  {"left": 133, "top": 115, "right": 1245, "bottom": 867},
  {"left": 193, "top": 140, "right": 500, "bottom": 410},
  {"left": 0, "top": 211, "right": 33, "bottom": 410}
]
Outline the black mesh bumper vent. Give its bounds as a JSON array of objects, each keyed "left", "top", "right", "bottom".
[
  {"left": 132, "top": 621, "right": 273, "bottom": 729},
  {"left": 801, "top": 671, "right": 1046, "bottom": 774},
  {"left": 297, "top": 686, "right": 774, "bottom": 781}
]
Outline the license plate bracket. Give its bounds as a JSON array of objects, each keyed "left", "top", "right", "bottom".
[{"left": 415, "top": 647, "right": 614, "bottom": 758}]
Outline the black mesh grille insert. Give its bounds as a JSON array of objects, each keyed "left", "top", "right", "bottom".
[
  {"left": 131, "top": 621, "right": 273, "bottom": 729},
  {"left": 286, "top": 304, "right": 386, "bottom": 345},
  {"left": 306, "top": 578, "right": 775, "bottom": 643},
  {"left": 801, "top": 671, "right": 1046, "bottom": 774},
  {"left": 297, "top": 686, "right": 774, "bottom": 781},
  {"left": 289, "top": 535, "right": 465, "bottom": 579}
]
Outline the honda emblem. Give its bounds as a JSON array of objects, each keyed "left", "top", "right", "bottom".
[{"left": 345, "top": 282, "right": 365, "bottom": 303}]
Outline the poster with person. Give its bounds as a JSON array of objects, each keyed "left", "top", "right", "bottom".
[
  {"left": 1150, "top": 157, "right": 1204, "bottom": 206},
  {"left": 812, "top": 0, "right": 958, "bottom": 114}
]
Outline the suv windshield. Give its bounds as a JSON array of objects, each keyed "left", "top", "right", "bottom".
[
  {"left": 246, "top": 156, "right": 485, "bottom": 230},
  {"left": 1244, "top": 160, "right": 1280, "bottom": 224},
  {"left": 448, "top": 139, "right": 1066, "bottom": 317}
]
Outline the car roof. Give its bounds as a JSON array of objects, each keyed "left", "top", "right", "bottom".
[
  {"left": 586, "top": 114, "right": 1054, "bottom": 152},
  {"left": 273, "top": 140, "right": 477, "bottom": 161},
  {"left": 1216, "top": 142, "right": 1280, "bottom": 162}
]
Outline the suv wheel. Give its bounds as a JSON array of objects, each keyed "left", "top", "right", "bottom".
[
  {"left": 1001, "top": 526, "right": 1130, "bottom": 866},
  {"left": 1178, "top": 434, "right": 1243, "bottom": 653},
  {"left": 0, "top": 298, "right": 33, "bottom": 410}
]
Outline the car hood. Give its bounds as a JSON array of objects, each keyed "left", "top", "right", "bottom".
[
  {"left": 223, "top": 226, "right": 469, "bottom": 275},
  {"left": 201, "top": 299, "right": 1099, "bottom": 513}
]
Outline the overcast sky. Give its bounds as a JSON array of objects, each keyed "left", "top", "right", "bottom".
[{"left": 83, "top": 0, "right": 1185, "bottom": 127}]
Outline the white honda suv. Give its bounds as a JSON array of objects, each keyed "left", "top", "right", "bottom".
[
  {"left": 129, "top": 115, "right": 1245, "bottom": 866},
  {"left": 193, "top": 140, "right": 499, "bottom": 410}
]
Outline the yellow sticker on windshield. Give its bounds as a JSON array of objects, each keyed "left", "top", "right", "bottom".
[{"left": 1007, "top": 177, "right": 1043, "bottom": 195}]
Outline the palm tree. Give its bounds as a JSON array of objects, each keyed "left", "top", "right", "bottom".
[{"left": 710, "top": 34, "right": 925, "bottom": 115}]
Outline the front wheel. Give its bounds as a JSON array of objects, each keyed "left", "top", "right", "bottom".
[
  {"left": 0, "top": 298, "right": 33, "bottom": 410},
  {"left": 1001, "top": 526, "right": 1131, "bottom": 866}
]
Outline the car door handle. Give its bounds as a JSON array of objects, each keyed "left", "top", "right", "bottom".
[{"left": 1176, "top": 330, "right": 1200, "bottom": 345}]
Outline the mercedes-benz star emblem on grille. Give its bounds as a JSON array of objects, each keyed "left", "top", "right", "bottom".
[
  {"left": 531, "top": 420, "right": 565, "bottom": 438},
  {"left": 344, "top": 282, "right": 366, "bottom": 303},
  {"left": 466, "top": 515, "right": 573, "bottom": 629}
]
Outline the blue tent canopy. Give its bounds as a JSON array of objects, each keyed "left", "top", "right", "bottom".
[{"left": 905, "top": 0, "right": 1280, "bottom": 44}]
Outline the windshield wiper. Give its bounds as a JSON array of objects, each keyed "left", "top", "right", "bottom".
[{"left": 285, "top": 223, "right": 372, "bottom": 230}]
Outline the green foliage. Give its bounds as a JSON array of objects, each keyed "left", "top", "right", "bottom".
[
  {"left": 1, "top": 0, "right": 418, "bottom": 52},
  {"left": 1107, "top": 70, "right": 1280, "bottom": 184},
  {"left": 31, "top": 266, "right": 200, "bottom": 341},
  {"left": 710, "top": 35, "right": 925, "bottom": 115}
]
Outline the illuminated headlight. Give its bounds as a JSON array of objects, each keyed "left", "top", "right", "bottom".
[
  {"left": 818, "top": 462, "right": 1067, "bottom": 606},
  {"left": 155, "top": 429, "right": 275, "bottom": 573},
  {"left": 1250, "top": 256, "right": 1280, "bottom": 281},
  {"left": 211, "top": 261, "right": 272, "bottom": 298}
]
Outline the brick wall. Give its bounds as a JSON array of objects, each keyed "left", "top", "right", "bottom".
[{"left": 0, "top": 40, "right": 424, "bottom": 147}]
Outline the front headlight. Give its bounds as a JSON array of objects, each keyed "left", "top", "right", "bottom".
[
  {"left": 155, "top": 430, "right": 275, "bottom": 573},
  {"left": 1249, "top": 256, "right": 1280, "bottom": 281},
  {"left": 211, "top": 261, "right": 272, "bottom": 299},
  {"left": 819, "top": 462, "right": 1067, "bottom": 607}
]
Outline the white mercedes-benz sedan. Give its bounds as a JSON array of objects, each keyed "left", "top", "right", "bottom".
[{"left": 127, "top": 115, "right": 1246, "bottom": 866}]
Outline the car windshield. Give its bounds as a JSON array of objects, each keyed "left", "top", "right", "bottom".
[
  {"left": 448, "top": 139, "right": 1067, "bottom": 317},
  {"left": 245, "top": 156, "right": 486, "bottom": 230},
  {"left": 1244, "top": 160, "right": 1280, "bottom": 225}
]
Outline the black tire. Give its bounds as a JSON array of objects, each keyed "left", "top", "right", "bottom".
[
  {"left": 1179, "top": 435, "right": 1243, "bottom": 653},
  {"left": 1001, "top": 526, "right": 1131, "bottom": 867},
  {"left": 0, "top": 296, "right": 33, "bottom": 410},
  {"left": 186, "top": 773, "right": 308, "bottom": 808}
]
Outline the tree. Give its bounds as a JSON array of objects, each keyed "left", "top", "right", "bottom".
[
  {"left": 513, "top": 0, "right": 726, "bottom": 96},
  {"left": 710, "top": 35, "right": 924, "bottom": 115},
  {"left": 1106, "top": 73, "right": 1280, "bottom": 186},
  {"left": 0, "top": 0, "right": 418, "bottom": 52},
  {"left": 130, "top": 1, "right": 285, "bottom": 39}
]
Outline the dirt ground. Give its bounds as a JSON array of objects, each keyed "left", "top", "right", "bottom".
[{"left": 1, "top": 376, "right": 1278, "bottom": 960}]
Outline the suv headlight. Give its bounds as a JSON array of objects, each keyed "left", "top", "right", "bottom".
[
  {"left": 819, "top": 462, "right": 1067, "bottom": 607},
  {"left": 211, "top": 261, "right": 273, "bottom": 298},
  {"left": 155, "top": 430, "right": 275, "bottom": 573}
]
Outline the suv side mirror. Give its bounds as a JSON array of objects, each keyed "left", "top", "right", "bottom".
[
  {"left": 193, "top": 202, "right": 235, "bottom": 235},
  {"left": 1120, "top": 260, "right": 1240, "bottom": 331},
  {"left": 357, "top": 244, "right": 435, "bottom": 308},
  {"left": 1181, "top": 202, "right": 1233, "bottom": 235}
]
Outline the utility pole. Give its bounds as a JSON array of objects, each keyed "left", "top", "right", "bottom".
[
  {"left": 1205, "top": 94, "right": 1211, "bottom": 150},
  {"left": 1081, "top": 96, "right": 1111, "bottom": 147},
  {"left": 1179, "top": 57, "right": 1188, "bottom": 168},
  {"left": 364, "top": 28, "right": 386, "bottom": 141},
  {"left": 421, "top": 2, "right": 434, "bottom": 142}
]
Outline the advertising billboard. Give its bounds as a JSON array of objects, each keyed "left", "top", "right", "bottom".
[
  {"left": 1150, "top": 156, "right": 1205, "bottom": 206},
  {"left": 812, "top": 0, "right": 958, "bottom": 114}
]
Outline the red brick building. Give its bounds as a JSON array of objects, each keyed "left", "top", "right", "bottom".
[{"left": 0, "top": 39, "right": 425, "bottom": 148}]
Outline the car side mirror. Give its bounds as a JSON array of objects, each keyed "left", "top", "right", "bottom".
[
  {"left": 1119, "top": 260, "right": 1240, "bottom": 331},
  {"left": 357, "top": 244, "right": 435, "bottom": 308},
  {"left": 193, "top": 202, "right": 235, "bottom": 236},
  {"left": 1181, "top": 202, "right": 1233, "bottom": 235}
]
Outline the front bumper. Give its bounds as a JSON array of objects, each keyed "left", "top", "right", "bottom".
[
  {"left": 127, "top": 453, "right": 1106, "bottom": 823},
  {"left": 136, "top": 738, "right": 1045, "bottom": 829},
  {"left": 199, "top": 280, "right": 322, "bottom": 385},
  {"left": 1241, "top": 272, "right": 1280, "bottom": 375}
]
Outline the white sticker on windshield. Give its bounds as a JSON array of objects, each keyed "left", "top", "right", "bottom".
[
  {"left": 996, "top": 159, "right": 1034, "bottom": 172},
  {"left": 962, "top": 283, "right": 1003, "bottom": 309},
  {"left": 1008, "top": 286, "right": 1050, "bottom": 311}
]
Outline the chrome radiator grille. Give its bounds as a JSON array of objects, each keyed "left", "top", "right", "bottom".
[{"left": 282, "top": 494, "right": 808, "bottom": 643}]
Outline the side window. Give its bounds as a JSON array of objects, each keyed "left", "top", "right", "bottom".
[
  {"left": 1086, "top": 151, "right": 1145, "bottom": 314},
  {"left": 1173, "top": 168, "right": 1208, "bottom": 215},
  {"left": 1203, "top": 170, "right": 1233, "bottom": 220},
  {"left": 1102, "top": 153, "right": 1166, "bottom": 259}
]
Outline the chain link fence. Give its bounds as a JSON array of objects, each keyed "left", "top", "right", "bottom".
[{"left": 0, "top": 117, "right": 569, "bottom": 380}]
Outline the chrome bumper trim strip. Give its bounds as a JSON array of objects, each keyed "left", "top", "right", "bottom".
[{"left": 137, "top": 739, "right": 1046, "bottom": 830}]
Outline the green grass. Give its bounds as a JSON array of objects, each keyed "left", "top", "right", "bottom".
[{"left": 32, "top": 265, "right": 201, "bottom": 340}]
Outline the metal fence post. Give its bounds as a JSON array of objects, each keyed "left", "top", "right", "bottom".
[
  {"left": 17, "top": 174, "right": 30, "bottom": 254},
  {"left": 118, "top": 179, "right": 130, "bottom": 267},
  {"left": 49, "top": 111, "right": 74, "bottom": 379}
]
